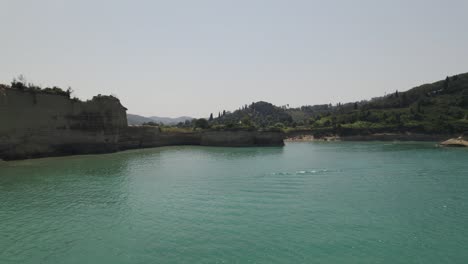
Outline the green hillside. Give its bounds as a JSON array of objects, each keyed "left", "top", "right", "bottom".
[
  {"left": 209, "top": 73, "right": 468, "bottom": 135},
  {"left": 211, "top": 101, "right": 292, "bottom": 129}
]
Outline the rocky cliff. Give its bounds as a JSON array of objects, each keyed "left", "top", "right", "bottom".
[
  {"left": 118, "top": 128, "right": 284, "bottom": 150},
  {"left": 0, "top": 87, "right": 128, "bottom": 160},
  {"left": 200, "top": 131, "right": 284, "bottom": 147},
  {"left": 0, "top": 87, "right": 284, "bottom": 160}
]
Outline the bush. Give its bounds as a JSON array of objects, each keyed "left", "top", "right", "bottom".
[
  {"left": 142, "top": 121, "right": 159, "bottom": 126},
  {"left": 194, "top": 118, "right": 210, "bottom": 129}
]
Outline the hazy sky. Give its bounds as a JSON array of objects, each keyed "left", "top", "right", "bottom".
[{"left": 1, "top": 0, "right": 468, "bottom": 117}]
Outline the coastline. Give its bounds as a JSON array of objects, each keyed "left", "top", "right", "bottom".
[
  {"left": 1, "top": 87, "right": 466, "bottom": 162},
  {"left": 0, "top": 87, "right": 288, "bottom": 161},
  {"left": 3, "top": 130, "right": 464, "bottom": 161},
  {"left": 0, "top": 130, "right": 285, "bottom": 161},
  {"left": 285, "top": 132, "right": 454, "bottom": 142},
  {"left": 440, "top": 137, "right": 468, "bottom": 147}
]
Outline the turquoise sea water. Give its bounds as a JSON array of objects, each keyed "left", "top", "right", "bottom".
[{"left": 1, "top": 142, "right": 468, "bottom": 264}]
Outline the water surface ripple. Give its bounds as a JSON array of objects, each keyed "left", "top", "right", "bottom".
[{"left": 1, "top": 142, "right": 468, "bottom": 263}]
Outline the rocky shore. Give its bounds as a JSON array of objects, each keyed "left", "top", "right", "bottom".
[
  {"left": 285, "top": 132, "right": 468, "bottom": 149},
  {"left": 285, "top": 135, "right": 340, "bottom": 142},
  {"left": 285, "top": 132, "right": 453, "bottom": 142},
  {"left": 0, "top": 129, "right": 285, "bottom": 161},
  {"left": 440, "top": 137, "right": 468, "bottom": 147}
]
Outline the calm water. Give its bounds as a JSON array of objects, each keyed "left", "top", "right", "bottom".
[{"left": 1, "top": 142, "right": 468, "bottom": 264}]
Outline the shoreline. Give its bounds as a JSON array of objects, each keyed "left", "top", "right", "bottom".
[
  {"left": 285, "top": 133, "right": 455, "bottom": 142},
  {"left": 0, "top": 130, "right": 285, "bottom": 161},
  {"left": 440, "top": 137, "right": 468, "bottom": 147},
  {"left": 2, "top": 130, "right": 464, "bottom": 161}
]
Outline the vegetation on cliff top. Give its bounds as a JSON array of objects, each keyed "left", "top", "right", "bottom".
[
  {"left": 1, "top": 75, "right": 123, "bottom": 106},
  {"left": 0, "top": 75, "right": 74, "bottom": 98}
]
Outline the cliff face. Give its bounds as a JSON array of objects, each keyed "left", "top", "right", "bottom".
[
  {"left": 118, "top": 127, "right": 201, "bottom": 150},
  {"left": 118, "top": 128, "right": 284, "bottom": 150},
  {"left": 0, "top": 88, "right": 127, "bottom": 160},
  {"left": 0, "top": 88, "right": 284, "bottom": 160},
  {"left": 200, "top": 131, "right": 284, "bottom": 147}
]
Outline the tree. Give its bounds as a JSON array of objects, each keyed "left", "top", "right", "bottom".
[
  {"left": 399, "top": 93, "right": 408, "bottom": 107},
  {"left": 395, "top": 112, "right": 401, "bottom": 123},
  {"left": 273, "top": 122, "right": 285, "bottom": 129},
  {"left": 416, "top": 100, "right": 422, "bottom": 113},
  {"left": 11, "top": 75, "right": 27, "bottom": 90},
  {"left": 143, "top": 121, "right": 159, "bottom": 126},
  {"left": 241, "top": 115, "right": 252, "bottom": 127},
  {"left": 66, "top": 87, "right": 74, "bottom": 98},
  {"left": 444, "top": 76, "right": 450, "bottom": 90},
  {"left": 194, "top": 118, "right": 209, "bottom": 129},
  {"left": 17, "top": 74, "right": 27, "bottom": 85}
]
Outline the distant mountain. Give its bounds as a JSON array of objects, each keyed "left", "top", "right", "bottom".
[
  {"left": 149, "top": 116, "right": 194, "bottom": 125},
  {"left": 127, "top": 114, "right": 155, "bottom": 126},
  {"left": 127, "top": 114, "right": 193, "bottom": 126}
]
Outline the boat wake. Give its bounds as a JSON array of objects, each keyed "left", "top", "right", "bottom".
[{"left": 271, "top": 169, "right": 331, "bottom": 176}]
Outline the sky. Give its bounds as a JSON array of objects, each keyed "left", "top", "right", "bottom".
[{"left": 1, "top": 0, "right": 468, "bottom": 118}]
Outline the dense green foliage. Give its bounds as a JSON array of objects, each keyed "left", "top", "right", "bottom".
[
  {"left": 209, "top": 101, "right": 293, "bottom": 130},
  {"left": 210, "top": 73, "right": 468, "bottom": 135}
]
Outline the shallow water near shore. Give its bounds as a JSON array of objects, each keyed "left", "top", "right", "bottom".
[{"left": 1, "top": 142, "right": 468, "bottom": 263}]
